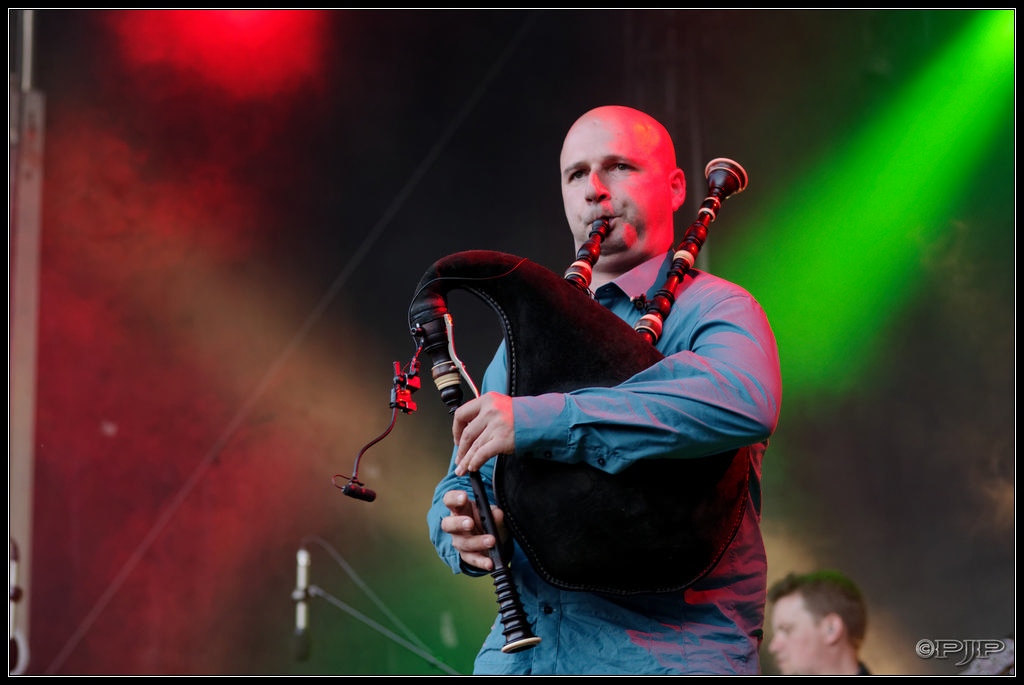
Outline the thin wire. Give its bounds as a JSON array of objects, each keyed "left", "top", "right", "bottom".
[
  {"left": 44, "top": 12, "right": 540, "bottom": 675},
  {"left": 333, "top": 406, "right": 397, "bottom": 488},
  {"left": 301, "top": 535, "right": 435, "bottom": 659},
  {"left": 309, "top": 589, "right": 460, "bottom": 676}
]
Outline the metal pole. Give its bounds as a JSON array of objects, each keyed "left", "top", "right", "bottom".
[{"left": 9, "top": 8, "right": 45, "bottom": 675}]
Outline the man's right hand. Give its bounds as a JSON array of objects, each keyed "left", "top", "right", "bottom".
[{"left": 440, "top": 489, "right": 505, "bottom": 572}]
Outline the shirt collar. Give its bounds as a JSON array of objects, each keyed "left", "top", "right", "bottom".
[{"left": 595, "top": 251, "right": 672, "bottom": 300}]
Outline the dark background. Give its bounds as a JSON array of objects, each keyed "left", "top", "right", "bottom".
[{"left": 8, "top": 9, "right": 1014, "bottom": 675}]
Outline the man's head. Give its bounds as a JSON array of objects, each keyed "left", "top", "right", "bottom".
[
  {"left": 559, "top": 106, "right": 686, "bottom": 278},
  {"left": 767, "top": 570, "right": 868, "bottom": 675}
]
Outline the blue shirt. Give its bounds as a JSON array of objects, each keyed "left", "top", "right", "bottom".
[{"left": 428, "top": 252, "right": 782, "bottom": 675}]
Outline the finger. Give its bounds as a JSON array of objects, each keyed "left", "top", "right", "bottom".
[
  {"left": 442, "top": 489, "right": 470, "bottom": 514},
  {"left": 447, "top": 527, "right": 496, "bottom": 571},
  {"left": 458, "top": 422, "right": 516, "bottom": 476},
  {"left": 460, "top": 549, "right": 494, "bottom": 571},
  {"left": 455, "top": 432, "right": 497, "bottom": 476},
  {"left": 451, "top": 398, "right": 481, "bottom": 446},
  {"left": 453, "top": 530, "right": 497, "bottom": 568},
  {"left": 454, "top": 412, "right": 487, "bottom": 463},
  {"left": 440, "top": 514, "right": 479, "bottom": 536},
  {"left": 459, "top": 531, "right": 497, "bottom": 553}
]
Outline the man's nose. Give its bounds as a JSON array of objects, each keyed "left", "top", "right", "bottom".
[{"left": 585, "top": 172, "right": 609, "bottom": 202}]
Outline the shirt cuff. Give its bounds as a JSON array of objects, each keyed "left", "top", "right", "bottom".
[{"left": 512, "top": 393, "right": 577, "bottom": 463}]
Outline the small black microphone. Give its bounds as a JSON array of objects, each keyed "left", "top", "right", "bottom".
[{"left": 342, "top": 482, "right": 377, "bottom": 502}]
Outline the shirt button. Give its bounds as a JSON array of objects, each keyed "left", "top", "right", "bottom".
[{"left": 543, "top": 605, "right": 554, "bottom": 614}]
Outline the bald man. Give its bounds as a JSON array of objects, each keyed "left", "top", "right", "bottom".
[{"left": 428, "top": 106, "right": 782, "bottom": 675}]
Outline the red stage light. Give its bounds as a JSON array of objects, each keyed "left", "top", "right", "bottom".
[{"left": 107, "top": 9, "right": 329, "bottom": 99}]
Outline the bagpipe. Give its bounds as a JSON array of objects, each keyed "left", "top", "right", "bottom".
[{"left": 339, "top": 159, "right": 749, "bottom": 654}]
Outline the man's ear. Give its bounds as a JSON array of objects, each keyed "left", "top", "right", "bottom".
[
  {"left": 669, "top": 168, "right": 686, "bottom": 211},
  {"left": 820, "top": 613, "right": 847, "bottom": 646}
]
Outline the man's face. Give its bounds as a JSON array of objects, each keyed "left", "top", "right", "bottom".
[
  {"left": 559, "top": 108, "right": 685, "bottom": 272},
  {"left": 768, "top": 593, "right": 831, "bottom": 675}
]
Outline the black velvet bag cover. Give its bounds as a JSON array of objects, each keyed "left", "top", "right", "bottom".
[{"left": 409, "top": 250, "right": 748, "bottom": 595}]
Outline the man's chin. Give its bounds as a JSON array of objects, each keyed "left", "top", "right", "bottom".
[{"left": 774, "top": 661, "right": 797, "bottom": 675}]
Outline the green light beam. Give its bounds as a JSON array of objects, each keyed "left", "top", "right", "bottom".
[{"left": 718, "top": 10, "right": 1014, "bottom": 400}]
